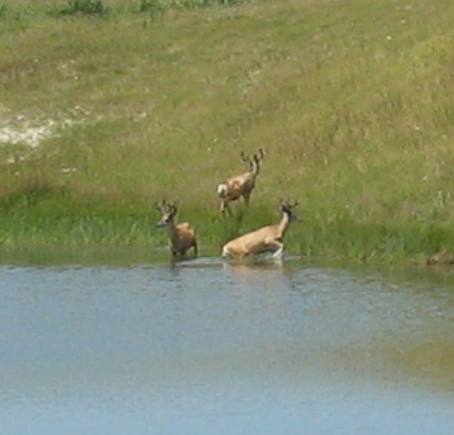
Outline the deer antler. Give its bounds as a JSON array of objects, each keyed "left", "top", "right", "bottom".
[
  {"left": 279, "top": 199, "right": 299, "bottom": 209},
  {"left": 286, "top": 200, "right": 299, "bottom": 208},
  {"left": 170, "top": 201, "right": 178, "bottom": 213},
  {"left": 155, "top": 200, "right": 166, "bottom": 211},
  {"left": 240, "top": 151, "right": 251, "bottom": 163}
]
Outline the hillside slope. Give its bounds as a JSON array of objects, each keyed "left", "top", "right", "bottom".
[{"left": 1, "top": 0, "right": 454, "bottom": 261}]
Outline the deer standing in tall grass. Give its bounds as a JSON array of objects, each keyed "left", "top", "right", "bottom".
[
  {"left": 156, "top": 200, "right": 198, "bottom": 258},
  {"left": 217, "top": 148, "right": 265, "bottom": 215},
  {"left": 222, "top": 200, "right": 299, "bottom": 259}
]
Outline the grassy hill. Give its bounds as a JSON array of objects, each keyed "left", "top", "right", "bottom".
[{"left": 1, "top": 0, "right": 454, "bottom": 262}]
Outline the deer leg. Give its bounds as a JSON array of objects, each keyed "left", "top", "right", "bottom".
[
  {"left": 265, "top": 239, "right": 284, "bottom": 259},
  {"left": 220, "top": 200, "right": 232, "bottom": 217},
  {"left": 272, "top": 243, "right": 284, "bottom": 259},
  {"left": 220, "top": 200, "right": 227, "bottom": 215},
  {"left": 193, "top": 240, "right": 198, "bottom": 257},
  {"left": 242, "top": 192, "right": 251, "bottom": 207}
]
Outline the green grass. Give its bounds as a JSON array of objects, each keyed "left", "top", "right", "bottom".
[{"left": 1, "top": 0, "right": 454, "bottom": 263}]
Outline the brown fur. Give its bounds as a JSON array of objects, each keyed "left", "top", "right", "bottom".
[
  {"left": 222, "top": 201, "right": 298, "bottom": 258},
  {"left": 217, "top": 148, "right": 264, "bottom": 215},
  {"left": 156, "top": 200, "right": 198, "bottom": 258}
]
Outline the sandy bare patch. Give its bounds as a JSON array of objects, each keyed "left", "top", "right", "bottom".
[{"left": 0, "top": 118, "right": 79, "bottom": 149}]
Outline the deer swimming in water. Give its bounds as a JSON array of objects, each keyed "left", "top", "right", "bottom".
[{"left": 222, "top": 200, "right": 299, "bottom": 259}]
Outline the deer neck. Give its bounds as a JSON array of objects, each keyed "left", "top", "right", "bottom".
[
  {"left": 277, "top": 212, "right": 291, "bottom": 238},
  {"left": 166, "top": 220, "right": 179, "bottom": 241}
]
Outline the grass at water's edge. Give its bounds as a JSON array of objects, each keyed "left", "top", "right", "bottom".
[
  {"left": 1, "top": 0, "right": 454, "bottom": 266},
  {"left": 1, "top": 189, "right": 453, "bottom": 266}
]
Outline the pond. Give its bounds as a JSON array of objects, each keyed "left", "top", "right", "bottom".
[{"left": 1, "top": 257, "right": 453, "bottom": 434}]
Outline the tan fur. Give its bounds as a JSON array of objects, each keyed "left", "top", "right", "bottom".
[
  {"left": 156, "top": 201, "right": 198, "bottom": 258},
  {"left": 217, "top": 149, "right": 264, "bottom": 215},
  {"left": 222, "top": 201, "right": 298, "bottom": 258}
]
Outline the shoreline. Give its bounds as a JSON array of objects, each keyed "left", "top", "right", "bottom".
[{"left": 0, "top": 204, "right": 451, "bottom": 268}]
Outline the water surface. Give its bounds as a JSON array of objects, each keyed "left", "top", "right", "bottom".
[{"left": 1, "top": 258, "right": 453, "bottom": 434}]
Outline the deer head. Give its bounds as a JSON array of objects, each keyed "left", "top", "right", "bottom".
[
  {"left": 156, "top": 200, "right": 178, "bottom": 227},
  {"left": 279, "top": 199, "right": 299, "bottom": 222}
]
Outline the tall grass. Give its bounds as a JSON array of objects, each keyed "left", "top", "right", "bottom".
[
  {"left": 134, "top": 0, "right": 244, "bottom": 15},
  {"left": 0, "top": 0, "right": 454, "bottom": 263},
  {"left": 59, "top": 0, "right": 107, "bottom": 16}
]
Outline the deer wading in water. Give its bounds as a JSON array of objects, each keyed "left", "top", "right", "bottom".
[
  {"left": 216, "top": 148, "right": 265, "bottom": 215},
  {"left": 156, "top": 200, "right": 198, "bottom": 258},
  {"left": 222, "top": 200, "right": 299, "bottom": 259}
]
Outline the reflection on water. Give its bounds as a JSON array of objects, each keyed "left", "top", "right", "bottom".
[{"left": 0, "top": 260, "right": 453, "bottom": 435}]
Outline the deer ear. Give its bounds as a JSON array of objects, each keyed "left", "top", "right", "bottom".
[{"left": 257, "top": 148, "right": 265, "bottom": 159}]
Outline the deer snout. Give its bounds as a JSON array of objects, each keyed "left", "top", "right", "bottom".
[
  {"left": 157, "top": 217, "right": 169, "bottom": 227},
  {"left": 292, "top": 213, "right": 301, "bottom": 223}
]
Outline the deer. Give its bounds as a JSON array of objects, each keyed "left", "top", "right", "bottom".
[
  {"left": 222, "top": 200, "right": 299, "bottom": 259},
  {"left": 156, "top": 200, "right": 198, "bottom": 258},
  {"left": 216, "top": 148, "right": 265, "bottom": 215}
]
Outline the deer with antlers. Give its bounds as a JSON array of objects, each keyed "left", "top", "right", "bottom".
[
  {"left": 216, "top": 148, "right": 265, "bottom": 215},
  {"left": 156, "top": 200, "right": 198, "bottom": 258},
  {"left": 222, "top": 200, "right": 299, "bottom": 259}
]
